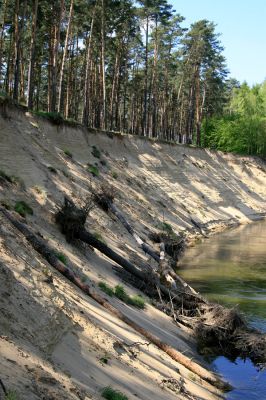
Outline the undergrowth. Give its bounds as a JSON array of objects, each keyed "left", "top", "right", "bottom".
[
  {"left": 102, "top": 386, "right": 128, "bottom": 400},
  {"left": 98, "top": 282, "right": 145, "bottom": 309},
  {"left": 56, "top": 252, "right": 68, "bottom": 265},
  {"left": 14, "top": 201, "right": 33, "bottom": 217},
  {"left": 87, "top": 164, "right": 99, "bottom": 177}
]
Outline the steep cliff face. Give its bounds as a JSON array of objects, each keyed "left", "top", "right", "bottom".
[{"left": 0, "top": 106, "right": 265, "bottom": 400}]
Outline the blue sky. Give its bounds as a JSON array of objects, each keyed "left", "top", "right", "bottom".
[{"left": 172, "top": 0, "right": 266, "bottom": 86}]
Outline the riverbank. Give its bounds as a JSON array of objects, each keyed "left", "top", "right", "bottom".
[{"left": 1, "top": 105, "right": 266, "bottom": 399}]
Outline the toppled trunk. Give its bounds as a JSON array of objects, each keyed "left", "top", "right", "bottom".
[
  {"left": 94, "top": 189, "right": 197, "bottom": 295},
  {"left": 55, "top": 198, "right": 203, "bottom": 308},
  {"left": 0, "top": 207, "right": 226, "bottom": 390}
]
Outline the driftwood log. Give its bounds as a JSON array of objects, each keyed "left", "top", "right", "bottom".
[{"left": 0, "top": 206, "right": 226, "bottom": 389}]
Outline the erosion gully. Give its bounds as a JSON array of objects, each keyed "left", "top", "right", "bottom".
[{"left": 178, "top": 219, "right": 266, "bottom": 400}]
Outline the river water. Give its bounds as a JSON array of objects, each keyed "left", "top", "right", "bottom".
[{"left": 178, "top": 219, "right": 266, "bottom": 400}]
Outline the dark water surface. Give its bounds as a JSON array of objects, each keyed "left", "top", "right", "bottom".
[{"left": 178, "top": 219, "right": 266, "bottom": 400}]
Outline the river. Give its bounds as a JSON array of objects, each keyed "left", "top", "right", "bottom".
[{"left": 178, "top": 219, "right": 266, "bottom": 400}]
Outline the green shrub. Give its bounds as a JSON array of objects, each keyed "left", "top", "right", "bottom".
[
  {"left": 64, "top": 149, "right": 73, "bottom": 158},
  {"left": 102, "top": 386, "right": 128, "bottom": 400},
  {"left": 157, "top": 221, "right": 173, "bottom": 233},
  {"left": 14, "top": 201, "right": 33, "bottom": 217},
  {"left": 114, "top": 285, "right": 128, "bottom": 302},
  {"left": 128, "top": 295, "right": 145, "bottom": 309},
  {"left": 98, "top": 282, "right": 114, "bottom": 297},
  {"left": 111, "top": 171, "right": 118, "bottom": 179},
  {"left": 91, "top": 145, "right": 101, "bottom": 159},
  {"left": 87, "top": 164, "right": 99, "bottom": 177},
  {"left": 56, "top": 252, "right": 68, "bottom": 265}
]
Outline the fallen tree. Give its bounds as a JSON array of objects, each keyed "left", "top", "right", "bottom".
[
  {"left": 0, "top": 206, "right": 226, "bottom": 390},
  {"left": 93, "top": 186, "right": 197, "bottom": 295}
]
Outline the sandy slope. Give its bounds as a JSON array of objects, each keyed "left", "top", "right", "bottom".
[{"left": 0, "top": 106, "right": 266, "bottom": 399}]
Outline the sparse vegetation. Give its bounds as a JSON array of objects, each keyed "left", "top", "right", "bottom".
[
  {"left": 98, "top": 282, "right": 145, "bottom": 309},
  {"left": 91, "top": 145, "right": 101, "bottom": 159},
  {"left": 5, "top": 390, "right": 19, "bottom": 400},
  {"left": 63, "top": 149, "right": 73, "bottom": 158},
  {"left": 111, "top": 171, "right": 118, "bottom": 179},
  {"left": 1, "top": 199, "right": 11, "bottom": 209},
  {"left": 102, "top": 386, "right": 128, "bottom": 400},
  {"left": 35, "top": 111, "right": 64, "bottom": 125},
  {"left": 87, "top": 164, "right": 99, "bottom": 177},
  {"left": 98, "top": 282, "right": 114, "bottom": 297},
  {"left": 33, "top": 185, "right": 46, "bottom": 196},
  {"left": 56, "top": 252, "right": 68, "bottom": 265},
  {"left": 0, "top": 170, "right": 23, "bottom": 186},
  {"left": 100, "top": 159, "right": 108, "bottom": 167},
  {"left": 14, "top": 201, "right": 33, "bottom": 217},
  {"left": 99, "top": 356, "right": 109, "bottom": 364}
]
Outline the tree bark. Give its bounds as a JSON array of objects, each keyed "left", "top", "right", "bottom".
[
  {"left": 27, "top": 0, "right": 39, "bottom": 109},
  {"left": 57, "top": 0, "right": 74, "bottom": 114}
]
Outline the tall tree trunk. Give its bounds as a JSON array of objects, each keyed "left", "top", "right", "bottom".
[
  {"left": 142, "top": 15, "right": 149, "bottom": 136},
  {"left": 82, "top": 7, "right": 96, "bottom": 126},
  {"left": 27, "top": 0, "right": 39, "bottom": 109},
  {"left": 57, "top": 0, "right": 74, "bottom": 114},
  {"left": 13, "top": 0, "right": 20, "bottom": 100},
  {"left": 0, "top": 0, "right": 8, "bottom": 89},
  {"left": 101, "top": 0, "right": 106, "bottom": 130}
]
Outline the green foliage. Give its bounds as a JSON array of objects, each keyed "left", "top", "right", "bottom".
[
  {"left": 202, "top": 81, "right": 266, "bottom": 157},
  {"left": 111, "top": 171, "right": 118, "bottom": 179},
  {"left": 87, "top": 164, "right": 99, "bottom": 177},
  {"left": 5, "top": 390, "right": 18, "bottom": 400},
  {"left": 56, "top": 252, "right": 68, "bottom": 265},
  {"left": 102, "top": 387, "right": 128, "bottom": 400},
  {"left": 128, "top": 295, "right": 145, "bottom": 309},
  {"left": 0, "top": 170, "right": 23, "bottom": 186},
  {"left": 91, "top": 145, "right": 101, "bottom": 159},
  {"left": 157, "top": 221, "right": 173, "bottom": 234},
  {"left": 14, "top": 201, "right": 33, "bottom": 217},
  {"left": 114, "top": 285, "right": 128, "bottom": 302},
  {"left": 64, "top": 149, "right": 73, "bottom": 158},
  {"left": 98, "top": 282, "right": 114, "bottom": 297},
  {"left": 98, "top": 282, "right": 145, "bottom": 308},
  {"left": 35, "top": 111, "right": 64, "bottom": 125}
]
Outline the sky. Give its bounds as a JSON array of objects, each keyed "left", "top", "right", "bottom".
[{"left": 172, "top": 0, "right": 266, "bottom": 86}]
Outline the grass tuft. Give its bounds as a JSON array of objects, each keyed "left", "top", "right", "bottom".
[
  {"left": 5, "top": 390, "right": 19, "bottom": 400},
  {"left": 102, "top": 386, "right": 128, "bottom": 400},
  {"left": 64, "top": 149, "right": 73, "bottom": 158},
  {"left": 111, "top": 171, "right": 118, "bottom": 179},
  {"left": 87, "top": 164, "right": 99, "bottom": 177},
  {"left": 35, "top": 111, "right": 64, "bottom": 125},
  {"left": 128, "top": 295, "right": 145, "bottom": 309},
  {"left": 14, "top": 201, "right": 33, "bottom": 217}
]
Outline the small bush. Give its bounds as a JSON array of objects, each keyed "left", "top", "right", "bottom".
[
  {"left": 128, "top": 295, "right": 145, "bottom": 309},
  {"left": 64, "top": 149, "right": 73, "bottom": 158},
  {"left": 33, "top": 185, "right": 46, "bottom": 195},
  {"left": 1, "top": 199, "right": 11, "bottom": 210},
  {"left": 87, "top": 164, "right": 99, "bottom": 177},
  {"left": 100, "top": 159, "right": 108, "bottom": 167},
  {"left": 102, "top": 386, "right": 128, "bottom": 400},
  {"left": 14, "top": 201, "right": 33, "bottom": 217},
  {"left": 98, "top": 282, "right": 114, "bottom": 297},
  {"left": 56, "top": 252, "right": 68, "bottom": 265},
  {"left": 114, "top": 285, "right": 128, "bottom": 302},
  {"left": 99, "top": 356, "right": 109, "bottom": 364},
  {"left": 111, "top": 171, "right": 118, "bottom": 179},
  {"left": 91, "top": 145, "right": 101, "bottom": 159}
]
